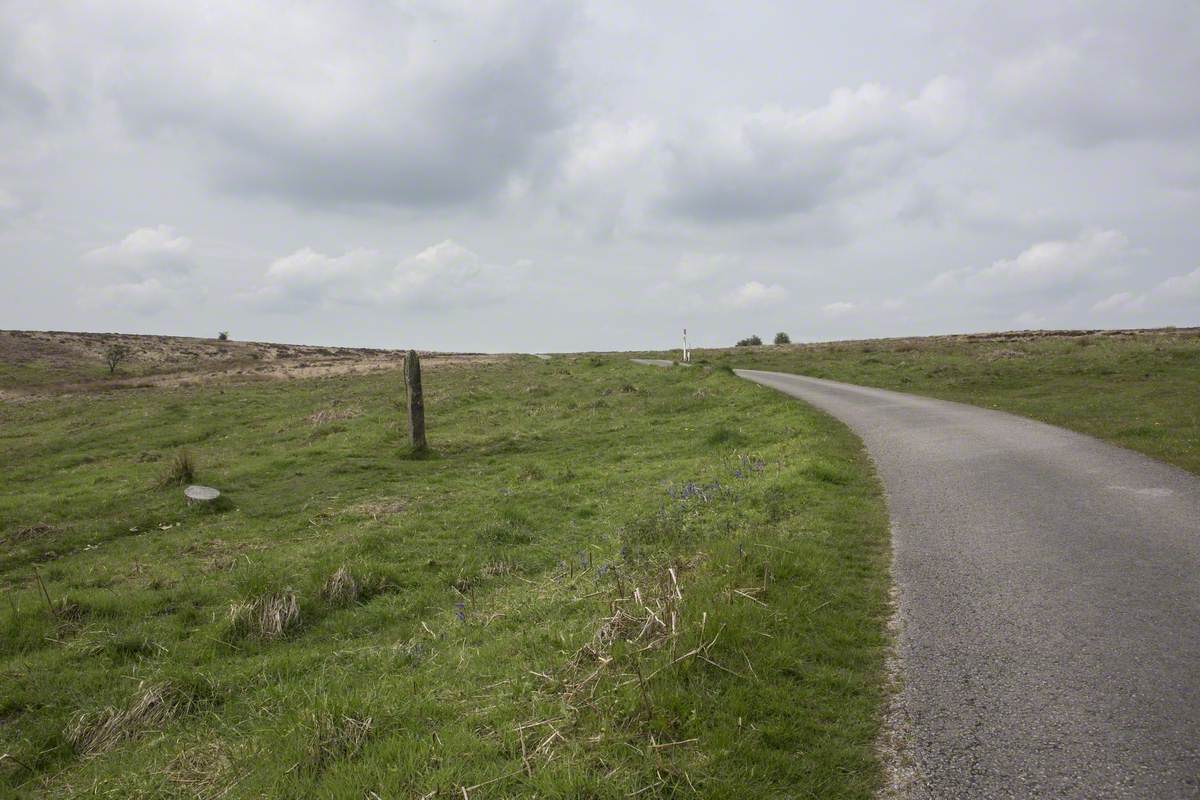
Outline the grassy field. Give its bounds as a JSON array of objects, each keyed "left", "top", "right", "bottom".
[
  {"left": 678, "top": 328, "right": 1200, "bottom": 475},
  {"left": 1, "top": 350, "right": 891, "bottom": 798}
]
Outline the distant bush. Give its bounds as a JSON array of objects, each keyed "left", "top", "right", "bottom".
[
  {"left": 774, "top": 332, "right": 791, "bottom": 345},
  {"left": 735, "top": 335, "right": 763, "bottom": 347},
  {"left": 217, "top": 331, "right": 229, "bottom": 341}
]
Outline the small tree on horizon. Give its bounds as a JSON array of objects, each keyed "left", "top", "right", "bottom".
[
  {"left": 104, "top": 344, "right": 130, "bottom": 375},
  {"left": 217, "top": 331, "right": 229, "bottom": 341},
  {"left": 736, "top": 335, "right": 763, "bottom": 347},
  {"left": 774, "top": 332, "right": 791, "bottom": 345}
]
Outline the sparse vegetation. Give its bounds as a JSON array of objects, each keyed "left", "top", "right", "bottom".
[
  {"left": 736, "top": 334, "right": 763, "bottom": 347},
  {"left": 0, "top": 352, "right": 890, "bottom": 798}
]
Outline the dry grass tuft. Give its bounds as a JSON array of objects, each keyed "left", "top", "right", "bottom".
[
  {"left": 165, "top": 740, "right": 237, "bottom": 798},
  {"left": 345, "top": 497, "right": 407, "bottom": 521},
  {"left": 157, "top": 449, "right": 196, "bottom": 487},
  {"left": 481, "top": 560, "right": 522, "bottom": 578},
  {"left": 506, "top": 559, "right": 720, "bottom": 770},
  {"left": 4, "top": 522, "right": 61, "bottom": 544},
  {"left": 979, "top": 348, "right": 1027, "bottom": 361},
  {"left": 303, "top": 712, "right": 373, "bottom": 774},
  {"left": 227, "top": 591, "right": 300, "bottom": 640},
  {"left": 307, "top": 405, "right": 362, "bottom": 425},
  {"left": 67, "top": 682, "right": 196, "bottom": 757},
  {"left": 320, "top": 566, "right": 361, "bottom": 607}
]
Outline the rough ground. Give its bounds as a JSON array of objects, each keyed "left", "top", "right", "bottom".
[{"left": 0, "top": 330, "right": 503, "bottom": 401}]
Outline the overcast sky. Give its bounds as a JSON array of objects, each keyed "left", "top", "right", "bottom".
[{"left": 1, "top": 1, "right": 1197, "bottom": 351}]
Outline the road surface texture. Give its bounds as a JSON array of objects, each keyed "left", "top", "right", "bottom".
[{"left": 733, "top": 369, "right": 1200, "bottom": 799}]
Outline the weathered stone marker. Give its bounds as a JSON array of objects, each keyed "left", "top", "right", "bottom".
[{"left": 405, "top": 349, "right": 427, "bottom": 452}]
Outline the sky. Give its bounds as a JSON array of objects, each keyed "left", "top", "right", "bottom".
[{"left": 1, "top": 1, "right": 1197, "bottom": 352}]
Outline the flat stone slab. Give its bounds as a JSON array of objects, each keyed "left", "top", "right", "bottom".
[{"left": 184, "top": 484, "right": 220, "bottom": 502}]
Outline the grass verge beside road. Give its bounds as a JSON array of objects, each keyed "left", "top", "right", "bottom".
[
  {"left": 1, "top": 355, "right": 890, "bottom": 798},
  {"left": 682, "top": 329, "right": 1200, "bottom": 475}
]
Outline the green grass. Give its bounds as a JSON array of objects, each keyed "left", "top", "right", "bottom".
[
  {"left": 0, "top": 356, "right": 890, "bottom": 798},
  {"left": 681, "top": 330, "right": 1200, "bottom": 475}
]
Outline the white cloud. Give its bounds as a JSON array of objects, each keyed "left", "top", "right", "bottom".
[
  {"left": 1092, "top": 266, "right": 1200, "bottom": 315},
  {"left": 83, "top": 226, "right": 195, "bottom": 276},
  {"left": 931, "top": 228, "right": 1129, "bottom": 295},
  {"left": 822, "top": 301, "right": 856, "bottom": 318},
  {"left": 1092, "top": 291, "right": 1143, "bottom": 313},
  {"left": 248, "top": 239, "right": 520, "bottom": 312},
  {"left": 1155, "top": 267, "right": 1200, "bottom": 300},
  {"left": 77, "top": 226, "right": 200, "bottom": 314},
  {"left": 726, "top": 281, "right": 787, "bottom": 308}
]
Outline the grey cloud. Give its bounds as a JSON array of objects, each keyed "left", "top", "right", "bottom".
[
  {"left": 0, "top": 26, "right": 48, "bottom": 121},
  {"left": 6, "top": 2, "right": 576, "bottom": 209},
  {"left": 659, "top": 77, "right": 969, "bottom": 222},
  {"left": 244, "top": 240, "right": 523, "bottom": 313},
  {"left": 1092, "top": 266, "right": 1200, "bottom": 315},
  {"left": 929, "top": 228, "right": 1130, "bottom": 298},
  {"left": 981, "top": 2, "right": 1200, "bottom": 145},
  {"left": 554, "top": 77, "right": 970, "bottom": 228}
]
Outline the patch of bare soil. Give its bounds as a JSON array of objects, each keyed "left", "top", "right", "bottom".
[{"left": 0, "top": 330, "right": 508, "bottom": 401}]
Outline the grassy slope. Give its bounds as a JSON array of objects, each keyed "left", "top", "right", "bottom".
[
  {"left": 1, "top": 356, "right": 890, "bottom": 798},
  {"left": 683, "top": 330, "right": 1200, "bottom": 475}
]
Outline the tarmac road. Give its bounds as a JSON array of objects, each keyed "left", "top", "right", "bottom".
[{"left": 734, "top": 369, "right": 1200, "bottom": 799}]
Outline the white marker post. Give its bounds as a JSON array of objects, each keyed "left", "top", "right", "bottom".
[{"left": 682, "top": 328, "right": 690, "bottom": 363}]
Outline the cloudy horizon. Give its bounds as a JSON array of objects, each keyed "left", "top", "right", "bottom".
[{"left": 1, "top": 1, "right": 1197, "bottom": 352}]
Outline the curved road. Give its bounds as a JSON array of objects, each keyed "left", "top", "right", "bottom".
[{"left": 734, "top": 370, "right": 1200, "bottom": 798}]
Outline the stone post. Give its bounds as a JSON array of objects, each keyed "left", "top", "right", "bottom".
[{"left": 405, "top": 349, "right": 427, "bottom": 452}]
